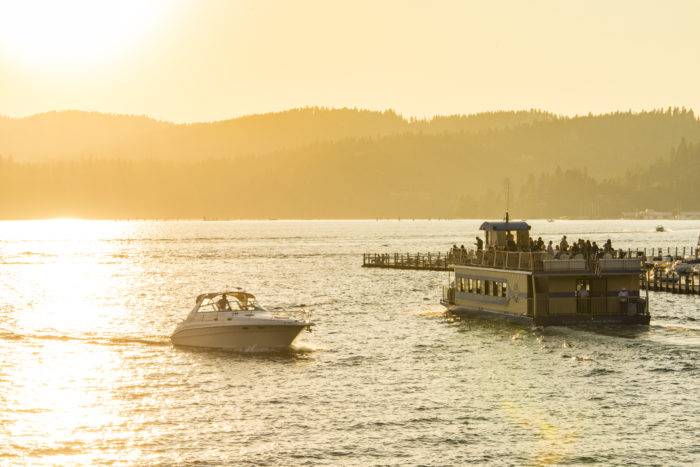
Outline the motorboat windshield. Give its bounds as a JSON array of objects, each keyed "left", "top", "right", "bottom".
[{"left": 194, "top": 291, "right": 265, "bottom": 313}]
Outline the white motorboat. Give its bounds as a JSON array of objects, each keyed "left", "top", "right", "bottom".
[{"left": 171, "top": 290, "right": 312, "bottom": 350}]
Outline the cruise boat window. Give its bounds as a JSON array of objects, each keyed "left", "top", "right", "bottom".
[
  {"left": 493, "top": 282, "right": 500, "bottom": 297},
  {"left": 484, "top": 281, "right": 491, "bottom": 296},
  {"left": 459, "top": 278, "right": 465, "bottom": 292},
  {"left": 468, "top": 278, "right": 474, "bottom": 293},
  {"left": 501, "top": 282, "right": 508, "bottom": 297},
  {"left": 476, "top": 279, "right": 482, "bottom": 294}
]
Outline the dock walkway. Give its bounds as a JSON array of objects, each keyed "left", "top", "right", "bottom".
[
  {"left": 641, "top": 271, "right": 700, "bottom": 295},
  {"left": 362, "top": 253, "right": 449, "bottom": 271}
]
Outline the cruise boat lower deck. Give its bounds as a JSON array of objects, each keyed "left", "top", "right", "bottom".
[{"left": 443, "top": 267, "right": 650, "bottom": 326}]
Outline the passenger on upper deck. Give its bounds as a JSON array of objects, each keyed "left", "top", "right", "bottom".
[
  {"left": 451, "top": 244, "right": 461, "bottom": 262},
  {"left": 560, "top": 235, "right": 569, "bottom": 252},
  {"left": 577, "top": 239, "right": 587, "bottom": 257},
  {"left": 547, "top": 241, "right": 554, "bottom": 254},
  {"left": 475, "top": 237, "right": 483, "bottom": 251},
  {"left": 506, "top": 232, "right": 516, "bottom": 251},
  {"left": 604, "top": 239, "right": 613, "bottom": 254},
  {"left": 592, "top": 241, "right": 600, "bottom": 256},
  {"left": 536, "top": 237, "right": 545, "bottom": 251},
  {"left": 571, "top": 242, "right": 580, "bottom": 256}
]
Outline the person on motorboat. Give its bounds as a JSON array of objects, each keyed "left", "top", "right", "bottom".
[{"left": 217, "top": 293, "right": 231, "bottom": 311}]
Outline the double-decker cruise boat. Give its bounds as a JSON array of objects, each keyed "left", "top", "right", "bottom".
[
  {"left": 441, "top": 221, "right": 650, "bottom": 326},
  {"left": 171, "top": 290, "right": 313, "bottom": 350}
]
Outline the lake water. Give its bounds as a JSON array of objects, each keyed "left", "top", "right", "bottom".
[{"left": 1, "top": 219, "right": 698, "bottom": 465}]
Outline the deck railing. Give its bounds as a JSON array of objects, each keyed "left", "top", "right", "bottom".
[
  {"left": 448, "top": 249, "right": 644, "bottom": 273},
  {"left": 449, "top": 250, "right": 550, "bottom": 271},
  {"left": 365, "top": 249, "right": 646, "bottom": 273}
]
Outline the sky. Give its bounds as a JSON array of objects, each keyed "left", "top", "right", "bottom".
[{"left": 0, "top": 0, "right": 698, "bottom": 123}]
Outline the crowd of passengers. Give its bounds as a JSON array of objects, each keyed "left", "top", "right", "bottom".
[{"left": 450, "top": 235, "right": 639, "bottom": 261}]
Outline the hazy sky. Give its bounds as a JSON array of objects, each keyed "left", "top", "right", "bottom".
[{"left": 0, "top": 0, "right": 698, "bottom": 122}]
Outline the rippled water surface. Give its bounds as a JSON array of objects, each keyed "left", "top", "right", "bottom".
[{"left": 1, "top": 219, "right": 698, "bottom": 465}]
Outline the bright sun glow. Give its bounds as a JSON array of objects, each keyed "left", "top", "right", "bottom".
[{"left": 0, "top": 0, "right": 171, "bottom": 69}]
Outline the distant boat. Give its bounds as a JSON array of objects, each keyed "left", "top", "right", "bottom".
[
  {"left": 656, "top": 225, "right": 665, "bottom": 232},
  {"left": 547, "top": 219, "right": 554, "bottom": 223}
]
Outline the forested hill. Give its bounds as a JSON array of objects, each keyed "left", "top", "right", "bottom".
[
  {"left": 513, "top": 139, "right": 700, "bottom": 219},
  {"left": 0, "top": 111, "right": 170, "bottom": 161},
  {"left": 0, "top": 107, "right": 698, "bottom": 218},
  {"left": 0, "top": 107, "right": 555, "bottom": 162}
]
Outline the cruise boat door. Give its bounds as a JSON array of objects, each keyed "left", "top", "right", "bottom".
[
  {"left": 589, "top": 278, "right": 607, "bottom": 315},
  {"left": 575, "top": 279, "right": 591, "bottom": 314}
]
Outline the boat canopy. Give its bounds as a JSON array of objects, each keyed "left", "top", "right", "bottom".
[
  {"left": 193, "top": 291, "right": 263, "bottom": 313},
  {"left": 479, "top": 221, "right": 531, "bottom": 249},
  {"left": 196, "top": 291, "right": 255, "bottom": 302},
  {"left": 479, "top": 221, "right": 531, "bottom": 232}
]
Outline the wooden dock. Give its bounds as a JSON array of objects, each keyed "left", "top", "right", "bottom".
[
  {"left": 362, "top": 253, "right": 449, "bottom": 271},
  {"left": 641, "top": 270, "right": 700, "bottom": 295}
]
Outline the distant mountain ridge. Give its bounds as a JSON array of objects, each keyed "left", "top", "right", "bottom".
[
  {"left": 0, "top": 106, "right": 698, "bottom": 218},
  {"left": 0, "top": 107, "right": 556, "bottom": 161}
]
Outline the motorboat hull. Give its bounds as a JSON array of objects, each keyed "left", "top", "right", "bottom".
[{"left": 171, "top": 323, "right": 307, "bottom": 350}]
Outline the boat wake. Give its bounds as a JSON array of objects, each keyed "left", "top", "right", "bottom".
[
  {"left": 172, "top": 342, "right": 317, "bottom": 358},
  {"left": 0, "top": 330, "right": 170, "bottom": 347}
]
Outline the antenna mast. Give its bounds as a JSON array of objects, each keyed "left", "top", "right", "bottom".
[{"left": 505, "top": 179, "right": 510, "bottom": 223}]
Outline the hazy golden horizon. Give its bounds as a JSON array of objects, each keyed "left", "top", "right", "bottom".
[{"left": 1, "top": 0, "right": 699, "bottom": 123}]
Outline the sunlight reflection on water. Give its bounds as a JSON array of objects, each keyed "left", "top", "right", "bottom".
[{"left": 0, "top": 219, "right": 698, "bottom": 464}]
